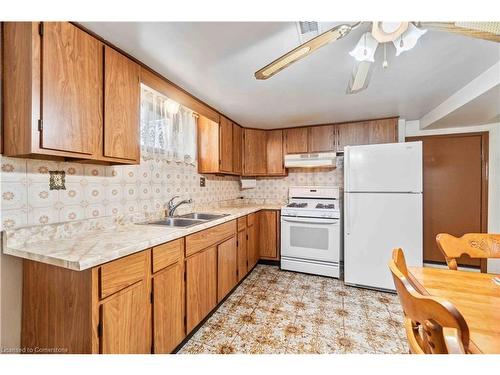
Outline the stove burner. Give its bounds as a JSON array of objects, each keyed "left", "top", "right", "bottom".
[
  {"left": 316, "top": 203, "right": 335, "bottom": 209},
  {"left": 287, "top": 202, "right": 307, "bottom": 208}
]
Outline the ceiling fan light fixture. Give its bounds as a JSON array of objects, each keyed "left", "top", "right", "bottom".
[
  {"left": 349, "top": 32, "right": 379, "bottom": 62},
  {"left": 393, "top": 23, "right": 427, "bottom": 56}
]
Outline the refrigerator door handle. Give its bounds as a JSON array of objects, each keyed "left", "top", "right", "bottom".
[
  {"left": 345, "top": 193, "right": 351, "bottom": 235},
  {"left": 344, "top": 147, "right": 350, "bottom": 191}
]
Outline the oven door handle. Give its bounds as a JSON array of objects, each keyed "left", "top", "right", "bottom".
[{"left": 281, "top": 217, "right": 338, "bottom": 225}]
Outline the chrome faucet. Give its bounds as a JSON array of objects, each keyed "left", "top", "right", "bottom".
[{"left": 165, "top": 196, "right": 193, "bottom": 217}]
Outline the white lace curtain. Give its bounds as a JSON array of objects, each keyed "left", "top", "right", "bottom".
[{"left": 140, "top": 85, "right": 197, "bottom": 164}]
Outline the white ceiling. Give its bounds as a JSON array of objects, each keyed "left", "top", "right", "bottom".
[{"left": 82, "top": 22, "right": 500, "bottom": 129}]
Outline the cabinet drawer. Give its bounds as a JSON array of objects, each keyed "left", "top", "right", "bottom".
[
  {"left": 247, "top": 213, "right": 257, "bottom": 227},
  {"left": 152, "top": 239, "right": 184, "bottom": 274},
  {"left": 100, "top": 251, "right": 148, "bottom": 299},
  {"left": 185, "top": 221, "right": 236, "bottom": 257},
  {"left": 237, "top": 217, "right": 246, "bottom": 231}
]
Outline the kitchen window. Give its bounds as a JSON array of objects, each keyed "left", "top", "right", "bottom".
[{"left": 140, "top": 84, "right": 197, "bottom": 165}]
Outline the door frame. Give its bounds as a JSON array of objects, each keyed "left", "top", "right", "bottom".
[{"left": 406, "top": 132, "right": 489, "bottom": 266}]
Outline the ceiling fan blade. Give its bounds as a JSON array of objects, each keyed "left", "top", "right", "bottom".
[
  {"left": 346, "top": 61, "right": 373, "bottom": 94},
  {"left": 419, "top": 22, "right": 500, "bottom": 42},
  {"left": 255, "top": 22, "right": 360, "bottom": 80}
]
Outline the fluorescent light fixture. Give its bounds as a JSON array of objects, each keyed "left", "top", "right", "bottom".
[
  {"left": 393, "top": 23, "right": 427, "bottom": 56},
  {"left": 349, "top": 32, "right": 379, "bottom": 62}
]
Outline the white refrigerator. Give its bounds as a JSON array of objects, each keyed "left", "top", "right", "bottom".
[{"left": 343, "top": 142, "right": 423, "bottom": 291}]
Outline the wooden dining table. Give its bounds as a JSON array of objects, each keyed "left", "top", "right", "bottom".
[{"left": 408, "top": 266, "right": 500, "bottom": 354}]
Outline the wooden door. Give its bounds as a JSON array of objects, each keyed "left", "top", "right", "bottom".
[
  {"left": 267, "top": 129, "right": 285, "bottom": 175},
  {"left": 217, "top": 236, "right": 238, "bottom": 302},
  {"left": 309, "top": 125, "right": 335, "bottom": 152},
  {"left": 41, "top": 22, "right": 101, "bottom": 155},
  {"left": 368, "top": 118, "right": 398, "bottom": 144},
  {"left": 185, "top": 246, "right": 217, "bottom": 333},
  {"left": 336, "top": 122, "right": 369, "bottom": 151},
  {"left": 100, "top": 281, "right": 151, "bottom": 354},
  {"left": 219, "top": 116, "right": 233, "bottom": 173},
  {"left": 406, "top": 133, "right": 488, "bottom": 266},
  {"left": 259, "top": 211, "right": 278, "bottom": 260},
  {"left": 233, "top": 124, "right": 243, "bottom": 175},
  {"left": 237, "top": 228, "right": 248, "bottom": 282},
  {"left": 103, "top": 46, "right": 140, "bottom": 161},
  {"left": 243, "top": 129, "right": 267, "bottom": 175},
  {"left": 153, "top": 262, "right": 185, "bottom": 353},
  {"left": 284, "top": 127, "right": 308, "bottom": 154}
]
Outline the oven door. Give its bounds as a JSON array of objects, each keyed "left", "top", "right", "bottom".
[{"left": 281, "top": 216, "right": 339, "bottom": 263}]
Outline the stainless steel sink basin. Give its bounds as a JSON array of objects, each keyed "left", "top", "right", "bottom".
[
  {"left": 144, "top": 218, "right": 206, "bottom": 228},
  {"left": 178, "top": 213, "right": 228, "bottom": 220}
]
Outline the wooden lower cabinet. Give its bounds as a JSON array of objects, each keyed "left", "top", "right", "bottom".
[
  {"left": 100, "top": 280, "right": 151, "bottom": 354},
  {"left": 259, "top": 210, "right": 280, "bottom": 260},
  {"left": 152, "top": 261, "right": 185, "bottom": 353},
  {"left": 247, "top": 213, "right": 259, "bottom": 270},
  {"left": 185, "top": 246, "right": 218, "bottom": 333},
  {"left": 237, "top": 226, "right": 248, "bottom": 282},
  {"left": 217, "top": 236, "right": 238, "bottom": 302}
]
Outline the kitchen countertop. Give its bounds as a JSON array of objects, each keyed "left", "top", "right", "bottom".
[{"left": 2, "top": 204, "right": 281, "bottom": 271}]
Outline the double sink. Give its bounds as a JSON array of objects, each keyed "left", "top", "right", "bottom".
[{"left": 141, "top": 212, "right": 229, "bottom": 228}]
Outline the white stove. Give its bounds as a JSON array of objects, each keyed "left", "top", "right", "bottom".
[{"left": 280, "top": 186, "right": 342, "bottom": 278}]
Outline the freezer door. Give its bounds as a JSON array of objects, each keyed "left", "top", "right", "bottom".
[
  {"left": 345, "top": 142, "right": 422, "bottom": 192},
  {"left": 344, "top": 192, "right": 422, "bottom": 291}
]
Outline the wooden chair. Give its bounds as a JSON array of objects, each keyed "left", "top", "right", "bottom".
[
  {"left": 436, "top": 233, "right": 500, "bottom": 272},
  {"left": 389, "top": 248, "right": 470, "bottom": 354}
]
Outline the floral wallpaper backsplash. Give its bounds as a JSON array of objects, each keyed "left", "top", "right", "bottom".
[{"left": 0, "top": 156, "right": 241, "bottom": 230}]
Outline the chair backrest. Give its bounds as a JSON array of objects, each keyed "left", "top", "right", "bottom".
[
  {"left": 389, "top": 248, "right": 470, "bottom": 354},
  {"left": 436, "top": 233, "right": 500, "bottom": 272}
]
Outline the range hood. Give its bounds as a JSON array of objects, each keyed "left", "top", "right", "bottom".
[{"left": 284, "top": 152, "right": 337, "bottom": 168}]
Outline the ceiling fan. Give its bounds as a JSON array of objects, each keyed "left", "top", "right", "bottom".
[{"left": 254, "top": 22, "right": 500, "bottom": 94}]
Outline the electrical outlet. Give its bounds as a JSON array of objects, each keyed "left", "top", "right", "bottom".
[
  {"left": 49, "top": 171, "right": 66, "bottom": 190},
  {"left": 200, "top": 177, "right": 206, "bottom": 187}
]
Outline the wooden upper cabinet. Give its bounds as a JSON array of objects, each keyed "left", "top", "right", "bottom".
[
  {"left": 197, "top": 116, "right": 220, "bottom": 173},
  {"left": 309, "top": 125, "right": 336, "bottom": 152},
  {"left": 266, "top": 130, "right": 286, "bottom": 175},
  {"left": 284, "top": 127, "right": 308, "bottom": 154},
  {"left": 103, "top": 46, "right": 140, "bottom": 162},
  {"left": 336, "top": 122, "right": 370, "bottom": 151},
  {"left": 219, "top": 116, "right": 233, "bottom": 173},
  {"left": 233, "top": 124, "right": 243, "bottom": 174},
  {"left": 42, "top": 22, "right": 102, "bottom": 156},
  {"left": 367, "top": 118, "right": 398, "bottom": 144},
  {"left": 243, "top": 129, "right": 267, "bottom": 176}
]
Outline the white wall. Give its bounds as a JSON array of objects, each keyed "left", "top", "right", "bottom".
[{"left": 403, "top": 120, "right": 500, "bottom": 272}]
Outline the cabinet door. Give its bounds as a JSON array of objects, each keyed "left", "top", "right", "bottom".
[
  {"left": 237, "top": 228, "right": 248, "bottom": 282},
  {"left": 42, "top": 22, "right": 101, "bottom": 155},
  {"left": 103, "top": 46, "right": 140, "bottom": 161},
  {"left": 217, "top": 236, "right": 238, "bottom": 302},
  {"left": 153, "top": 262, "right": 185, "bottom": 353},
  {"left": 309, "top": 125, "right": 335, "bottom": 152},
  {"left": 186, "top": 246, "right": 217, "bottom": 333},
  {"left": 284, "top": 127, "right": 308, "bottom": 154},
  {"left": 259, "top": 211, "right": 278, "bottom": 260},
  {"left": 367, "top": 118, "right": 398, "bottom": 144},
  {"left": 267, "top": 130, "right": 285, "bottom": 175},
  {"left": 243, "top": 129, "right": 267, "bottom": 175},
  {"left": 247, "top": 220, "right": 259, "bottom": 270},
  {"left": 100, "top": 281, "right": 151, "bottom": 354},
  {"left": 336, "top": 122, "right": 369, "bottom": 151},
  {"left": 233, "top": 124, "right": 243, "bottom": 175},
  {"left": 219, "top": 116, "right": 233, "bottom": 173},
  {"left": 197, "top": 116, "right": 220, "bottom": 173}
]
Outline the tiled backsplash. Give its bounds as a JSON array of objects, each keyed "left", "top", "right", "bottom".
[
  {"left": 0, "top": 156, "right": 343, "bottom": 230},
  {"left": 0, "top": 156, "right": 241, "bottom": 230},
  {"left": 241, "top": 166, "right": 344, "bottom": 201}
]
